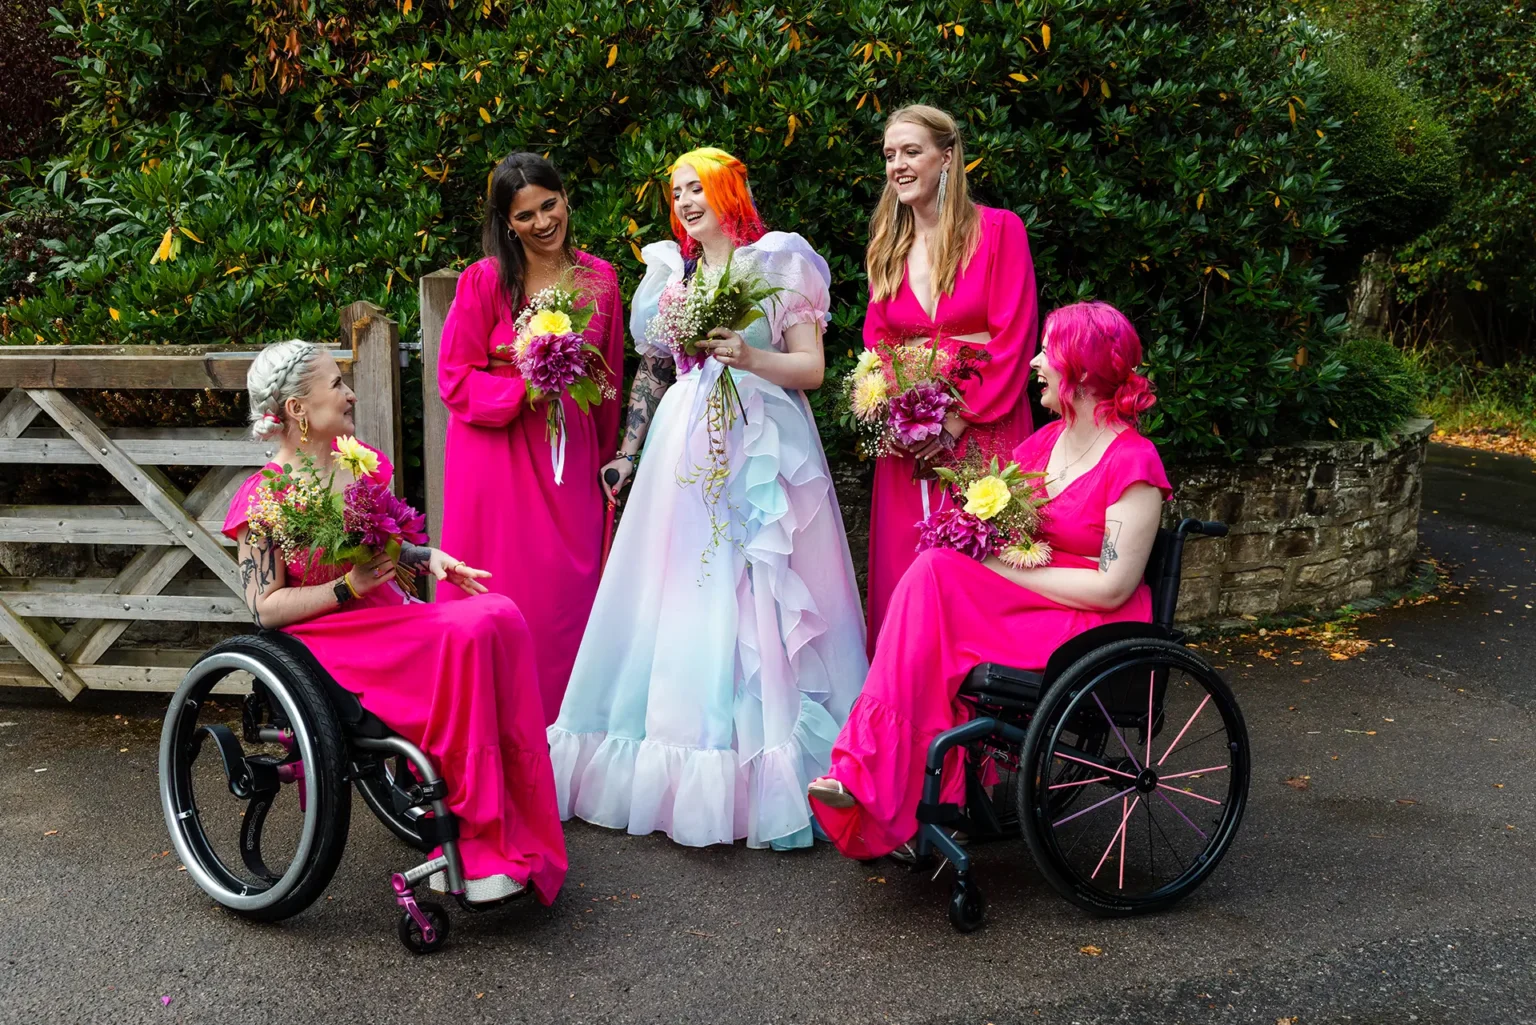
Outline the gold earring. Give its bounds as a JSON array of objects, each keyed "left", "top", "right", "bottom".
[{"left": 298, "top": 416, "right": 309, "bottom": 444}]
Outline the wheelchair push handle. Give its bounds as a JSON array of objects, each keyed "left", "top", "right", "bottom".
[{"left": 1175, "top": 517, "right": 1229, "bottom": 539}]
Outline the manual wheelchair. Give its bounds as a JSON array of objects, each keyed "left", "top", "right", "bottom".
[
  {"left": 911, "top": 518, "right": 1251, "bottom": 932},
  {"left": 158, "top": 630, "right": 518, "bottom": 954}
]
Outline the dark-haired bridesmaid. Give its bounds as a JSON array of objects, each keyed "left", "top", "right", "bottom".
[{"left": 437, "top": 152, "right": 625, "bottom": 724}]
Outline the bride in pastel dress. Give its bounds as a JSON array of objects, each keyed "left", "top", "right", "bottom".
[{"left": 547, "top": 147, "right": 868, "bottom": 850}]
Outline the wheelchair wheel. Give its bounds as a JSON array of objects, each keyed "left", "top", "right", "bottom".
[
  {"left": 355, "top": 753, "right": 430, "bottom": 851},
  {"left": 1020, "top": 637, "right": 1249, "bottom": 916},
  {"left": 158, "top": 634, "right": 352, "bottom": 922}
]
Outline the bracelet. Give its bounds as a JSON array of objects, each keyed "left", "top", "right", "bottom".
[
  {"left": 342, "top": 573, "right": 360, "bottom": 599},
  {"left": 615, "top": 452, "right": 637, "bottom": 466}
]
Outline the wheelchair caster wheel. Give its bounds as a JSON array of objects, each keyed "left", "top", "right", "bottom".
[
  {"left": 948, "top": 879, "right": 986, "bottom": 933},
  {"left": 398, "top": 899, "right": 451, "bottom": 954}
]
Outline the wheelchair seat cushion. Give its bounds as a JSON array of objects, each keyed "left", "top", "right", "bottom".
[{"left": 256, "top": 630, "right": 393, "bottom": 740}]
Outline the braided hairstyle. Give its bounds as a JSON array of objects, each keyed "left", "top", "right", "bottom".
[{"left": 246, "top": 340, "right": 320, "bottom": 441}]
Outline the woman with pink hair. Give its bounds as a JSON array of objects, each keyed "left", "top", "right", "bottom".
[{"left": 807, "top": 302, "right": 1171, "bottom": 861}]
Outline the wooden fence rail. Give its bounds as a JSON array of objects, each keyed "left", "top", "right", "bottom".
[{"left": 0, "top": 303, "right": 401, "bottom": 700}]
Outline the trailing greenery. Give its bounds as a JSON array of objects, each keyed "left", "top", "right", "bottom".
[
  {"left": 1327, "top": 333, "right": 1426, "bottom": 440},
  {"left": 3, "top": 0, "right": 1370, "bottom": 479}
]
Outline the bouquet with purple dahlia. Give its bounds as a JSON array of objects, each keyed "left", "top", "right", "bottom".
[
  {"left": 839, "top": 333, "right": 989, "bottom": 462},
  {"left": 918, "top": 456, "right": 1052, "bottom": 568},
  {"left": 495, "top": 277, "right": 617, "bottom": 484}
]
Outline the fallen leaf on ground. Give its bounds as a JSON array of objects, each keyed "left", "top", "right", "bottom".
[
  {"left": 1285, "top": 776, "right": 1311, "bottom": 790},
  {"left": 1079, "top": 944, "right": 1103, "bottom": 956},
  {"left": 43, "top": 830, "right": 58, "bottom": 836},
  {"left": 1494, "top": 783, "right": 1505, "bottom": 789},
  {"left": 1277, "top": 1017, "right": 1298, "bottom": 1025},
  {"left": 1396, "top": 799, "right": 1418, "bottom": 805}
]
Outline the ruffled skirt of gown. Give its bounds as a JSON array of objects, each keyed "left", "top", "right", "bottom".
[{"left": 547, "top": 366, "right": 869, "bottom": 849}]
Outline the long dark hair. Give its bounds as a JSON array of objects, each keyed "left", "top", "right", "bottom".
[{"left": 482, "top": 152, "right": 575, "bottom": 311}]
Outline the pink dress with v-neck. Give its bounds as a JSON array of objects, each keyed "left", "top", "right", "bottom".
[
  {"left": 814, "top": 421, "right": 1172, "bottom": 859},
  {"left": 863, "top": 205, "right": 1039, "bottom": 657}
]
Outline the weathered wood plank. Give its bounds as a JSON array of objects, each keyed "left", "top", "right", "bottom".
[
  {"left": 0, "top": 388, "right": 41, "bottom": 437},
  {"left": 0, "top": 577, "right": 232, "bottom": 597},
  {"left": 0, "top": 437, "right": 272, "bottom": 466},
  {"left": 0, "top": 348, "right": 355, "bottom": 390},
  {"left": 0, "top": 662, "right": 251, "bottom": 695},
  {"left": 0, "top": 597, "right": 85, "bottom": 700},
  {"left": 0, "top": 506, "right": 231, "bottom": 545},
  {"left": 419, "top": 269, "right": 458, "bottom": 564},
  {"left": 343, "top": 302, "right": 403, "bottom": 495},
  {"left": 27, "top": 389, "right": 243, "bottom": 592},
  {"left": 3, "top": 593, "right": 250, "bottom": 622}
]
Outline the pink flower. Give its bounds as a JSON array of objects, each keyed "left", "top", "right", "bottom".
[
  {"left": 343, "top": 478, "right": 428, "bottom": 551},
  {"left": 916, "top": 508, "right": 999, "bottom": 561},
  {"left": 518, "top": 331, "right": 588, "bottom": 395},
  {"left": 889, "top": 381, "right": 954, "bottom": 446}
]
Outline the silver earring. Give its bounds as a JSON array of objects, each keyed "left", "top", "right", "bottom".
[{"left": 937, "top": 168, "right": 950, "bottom": 209}]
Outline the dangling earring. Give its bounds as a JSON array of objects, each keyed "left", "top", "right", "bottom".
[
  {"left": 298, "top": 415, "right": 309, "bottom": 445},
  {"left": 937, "top": 168, "right": 950, "bottom": 210}
]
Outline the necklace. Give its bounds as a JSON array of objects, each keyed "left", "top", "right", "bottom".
[{"left": 1054, "top": 426, "right": 1108, "bottom": 482}]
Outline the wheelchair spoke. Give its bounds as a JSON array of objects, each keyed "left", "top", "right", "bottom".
[
  {"left": 1156, "top": 694, "right": 1211, "bottom": 767},
  {"left": 1052, "top": 784, "right": 1137, "bottom": 828},
  {"left": 1158, "top": 764, "right": 1229, "bottom": 781},
  {"left": 1092, "top": 693, "right": 1143, "bottom": 772},
  {"left": 1052, "top": 750, "right": 1137, "bottom": 780},
  {"left": 1157, "top": 782, "right": 1222, "bottom": 805},
  {"left": 1048, "top": 773, "right": 1111, "bottom": 791},
  {"left": 1154, "top": 789, "right": 1208, "bottom": 840},
  {"left": 1146, "top": 669, "right": 1155, "bottom": 776},
  {"left": 1147, "top": 796, "right": 1190, "bottom": 874},
  {"left": 1090, "top": 795, "right": 1141, "bottom": 883}
]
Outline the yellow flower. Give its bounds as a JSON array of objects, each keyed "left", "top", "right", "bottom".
[
  {"left": 513, "top": 330, "right": 534, "bottom": 356},
  {"left": 335, "top": 435, "right": 380, "bottom": 477},
  {"left": 527, "top": 309, "right": 573, "bottom": 337},
  {"left": 851, "top": 372, "right": 890, "bottom": 420},
  {"left": 963, "top": 475, "right": 1013, "bottom": 520},
  {"left": 854, "top": 349, "right": 882, "bottom": 377}
]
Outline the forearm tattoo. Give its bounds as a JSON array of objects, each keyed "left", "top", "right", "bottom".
[
  {"left": 1100, "top": 519, "right": 1123, "bottom": 574},
  {"left": 622, "top": 354, "right": 675, "bottom": 451},
  {"left": 239, "top": 542, "right": 280, "bottom": 628},
  {"left": 399, "top": 543, "right": 432, "bottom": 570}
]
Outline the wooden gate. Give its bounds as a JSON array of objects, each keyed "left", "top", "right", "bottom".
[{"left": 0, "top": 303, "right": 400, "bottom": 699}]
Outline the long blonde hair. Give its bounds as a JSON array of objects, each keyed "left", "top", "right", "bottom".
[{"left": 866, "top": 104, "right": 982, "bottom": 304}]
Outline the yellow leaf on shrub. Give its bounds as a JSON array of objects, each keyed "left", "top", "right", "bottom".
[
  {"left": 1317, "top": 129, "right": 1325, "bottom": 139},
  {"left": 479, "top": 107, "right": 492, "bottom": 123},
  {"left": 954, "top": 24, "right": 964, "bottom": 36},
  {"left": 179, "top": 227, "right": 203, "bottom": 244},
  {"left": 1101, "top": 79, "right": 1111, "bottom": 98},
  {"left": 402, "top": 0, "right": 412, "bottom": 14},
  {"left": 1196, "top": 192, "right": 1206, "bottom": 210},
  {"left": 784, "top": 113, "right": 799, "bottom": 147},
  {"left": 626, "top": 217, "right": 639, "bottom": 235},
  {"left": 1288, "top": 102, "right": 1297, "bottom": 125},
  {"left": 1041, "top": 24, "right": 1051, "bottom": 49},
  {"left": 630, "top": 241, "right": 644, "bottom": 263},
  {"left": 1009, "top": 73, "right": 1028, "bottom": 83},
  {"left": 109, "top": 308, "right": 120, "bottom": 321},
  {"left": 1215, "top": 267, "right": 1230, "bottom": 280},
  {"left": 607, "top": 44, "right": 617, "bottom": 68},
  {"left": 965, "top": 156, "right": 982, "bottom": 172},
  {"left": 151, "top": 228, "right": 174, "bottom": 264}
]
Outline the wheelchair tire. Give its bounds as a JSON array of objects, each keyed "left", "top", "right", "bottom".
[
  {"left": 355, "top": 754, "right": 431, "bottom": 852},
  {"left": 159, "top": 633, "right": 352, "bottom": 922},
  {"left": 1019, "top": 637, "right": 1249, "bottom": 916}
]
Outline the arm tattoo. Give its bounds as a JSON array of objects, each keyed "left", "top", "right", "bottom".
[
  {"left": 399, "top": 543, "right": 431, "bottom": 570},
  {"left": 240, "top": 541, "right": 280, "bottom": 628},
  {"left": 622, "top": 354, "right": 675, "bottom": 450},
  {"left": 1099, "top": 519, "right": 1123, "bottom": 573}
]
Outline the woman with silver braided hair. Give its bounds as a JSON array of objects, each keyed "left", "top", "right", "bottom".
[{"left": 223, "top": 340, "right": 568, "bottom": 907}]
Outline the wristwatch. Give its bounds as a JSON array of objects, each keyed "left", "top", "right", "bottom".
[{"left": 333, "top": 578, "right": 353, "bottom": 606}]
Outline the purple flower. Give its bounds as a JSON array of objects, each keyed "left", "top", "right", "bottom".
[
  {"left": 889, "top": 381, "right": 954, "bottom": 446},
  {"left": 519, "top": 331, "right": 588, "bottom": 395},
  {"left": 916, "top": 508, "right": 999, "bottom": 561},
  {"left": 344, "top": 478, "right": 428, "bottom": 551}
]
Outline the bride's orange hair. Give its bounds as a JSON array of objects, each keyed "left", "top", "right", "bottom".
[{"left": 668, "top": 147, "right": 767, "bottom": 260}]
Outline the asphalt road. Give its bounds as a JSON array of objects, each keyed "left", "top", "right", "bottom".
[{"left": 1, "top": 443, "right": 1533, "bottom": 1025}]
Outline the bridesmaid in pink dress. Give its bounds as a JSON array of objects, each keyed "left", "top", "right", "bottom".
[
  {"left": 863, "top": 105, "right": 1039, "bottom": 656},
  {"left": 437, "top": 153, "right": 625, "bottom": 724},
  {"left": 809, "top": 302, "right": 1167, "bottom": 861},
  {"left": 229, "top": 340, "right": 566, "bottom": 905}
]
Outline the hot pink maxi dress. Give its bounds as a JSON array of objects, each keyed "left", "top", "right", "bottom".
[
  {"left": 222, "top": 447, "right": 567, "bottom": 904},
  {"left": 863, "top": 205, "right": 1039, "bottom": 657},
  {"left": 436, "top": 252, "right": 625, "bottom": 725},
  {"left": 815, "top": 422, "right": 1172, "bottom": 860}
]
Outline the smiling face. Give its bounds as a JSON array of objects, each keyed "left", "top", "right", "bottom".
[
  {"left": 883, "top": 120, "right": 952, "bottom": 209},
  {"left": 285, "top": 351, "right": 356, "bottom": 443},
  {"left": 505, "top": 184, "right": 569, "bottom": 259},
  {"left": 1031, "top": 333, "right": 1065, "bottom": 414},
  {"left": 671, "top": 162, "right": 723, "bottom": 245}
]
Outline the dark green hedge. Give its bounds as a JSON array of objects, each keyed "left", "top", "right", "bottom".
[{"left": 4, "top": 0, "right": 1371, "bottom": 474}]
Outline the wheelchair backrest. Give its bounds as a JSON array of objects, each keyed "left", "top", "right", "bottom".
[{"left": 1143, "top": 527, "right": 1182, "bottom": 629}]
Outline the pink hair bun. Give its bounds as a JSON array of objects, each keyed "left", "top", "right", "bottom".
[{"left": 1041, "top": 301, "right": 1156, "bottom": 427}]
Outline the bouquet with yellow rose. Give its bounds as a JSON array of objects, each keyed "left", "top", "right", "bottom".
[
  {"left": 495, "top": 278, "right": 617, "bottom": 484},
  {"left": 919, "top": 456, "right": 1052, "bottom": 568},
  {"left": 245, "top": 436, "right": 430, "bottom": 590}
]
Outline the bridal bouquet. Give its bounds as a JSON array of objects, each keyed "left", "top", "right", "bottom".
[
  {"left": 245, "top": 436, "right": 429, "bottom": 580},
  {"left": 841, "top": 335, "right": 989, "bottom": 460},
  {"left": 919, "top": 456, "right": 1053, "bottom": 568},
  {"left": 495, "top": 277, "right": 616, "bottom": 484}
]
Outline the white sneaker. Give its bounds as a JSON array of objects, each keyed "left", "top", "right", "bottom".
[{"left": 427, "top": 871, "right": 525, "bottom": 904}]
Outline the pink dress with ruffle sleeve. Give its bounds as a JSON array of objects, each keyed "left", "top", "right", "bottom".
[
  {"left": 222, "top": 445, "right": 567, "bottom": 904},
  {"left": 436, "top": 251, "right": 625, "bottom": 724},
  {"left": 814, "top": 422, "right": 1172, "bottom": 859},
  {"left": 863, "top": 205, "right": 1040, "bottom": 657}
]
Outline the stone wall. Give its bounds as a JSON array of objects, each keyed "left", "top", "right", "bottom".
[{"left": 1166, "top": 417, "right": 1432, "bottom": 622}]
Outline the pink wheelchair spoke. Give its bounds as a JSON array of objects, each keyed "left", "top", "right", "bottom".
[
  {"left": 1091, "top": 794, "right": 1141, "bottom": 882},
  {"left": 1053, "top": 750, "right": 1136, "bottom": 780},
  {"left": 1092, "top": 693, "right": 1142, "bottom": 771},
  {"left": 1157, "top": 782, "right": 1222, "bottom": 805},
  {"left": 1157, "top": 694, "right": 1212, "bottom": 767},
  {"left": 1146, "top": 669, "right": 1155, "bottom": 773},
  {"left": 1157, "top": 764, "right": 1229, "bottom": 781},
  {"left": 1053, "top": 784, "right": 1137, "bottom": 828},
  {"left": 1049, "top": 774, "right": 1111, "bottom": 791},
  {"left": 1155, "top": 789, "right": 1208, "bottom": 840}
]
